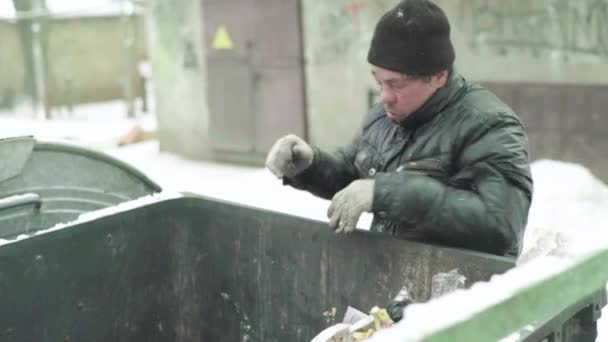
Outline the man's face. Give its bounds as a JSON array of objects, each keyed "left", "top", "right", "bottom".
[{"left": 371, "top": 65, "right": 448, "bottom": 122}]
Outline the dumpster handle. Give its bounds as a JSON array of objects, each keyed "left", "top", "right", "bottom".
[{"left": 0, "top": 193, "right": 41, "bottom": 211}]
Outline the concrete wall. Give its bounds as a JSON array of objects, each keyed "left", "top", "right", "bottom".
[
  {"left": 484, "top": 81, "right": 608, "bottom": 181},
  {"left": 147, "top": 0, "right": 211, "bottom": 159},
  {"left": 301, "top": 0, "right": 383, "bottom": 149},
  {"left": 441, "top": 0, "right": 608, "bottom": 85},
  {"left": 301, "top": 0, "right": 608, "bottom": 179},
  {"left": 46, "top": 15, "right": 147, "bottom": 106},
  {"left": 302, "top": 0, "right": 608, "bottom": 147},
  {"left": 0, "top": 15, "right": 146, "bottom": 109},
  {"left": 145, "top": 0, "right": 608, "bottom": 176}
]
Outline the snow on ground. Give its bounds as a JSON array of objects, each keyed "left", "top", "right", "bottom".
[
  {"left": 0, "top": 100, "right": 155, "bottom": 150},
  {"left": 0, "top": 100, "right": 370, "bottom": 239},
  {"left": 0, "top": 100, "right": 335, "bottom": 223},
  {"left": 106, "top": 140, "right": 381, "bottom": 227},
  {"left": 107, "top": 141, "right": 331, "bottom": 221}
]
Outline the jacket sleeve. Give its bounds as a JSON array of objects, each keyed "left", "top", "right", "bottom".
[
  {"left": 372, "top": 115, "right": 533, "bottom": 255},
  {"left": 283, "top": 138, "right": 360, "bottom": 200},
  {"left": 283, "top": 104, "right": 385, "bottom": 200}
]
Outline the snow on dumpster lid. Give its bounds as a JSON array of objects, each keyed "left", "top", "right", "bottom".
[{"left": 0, "top": 192, "right": 182, "bottom": 247}]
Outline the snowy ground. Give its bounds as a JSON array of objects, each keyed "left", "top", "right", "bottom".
[
  {"left": 0, "top": 100, "right": 155, "bottom": 149},
  {"left": 0, "top": 100, "right": 348, "bottom": 225},
  {"left": 107, "top": 140, "right": 338, "bottom": 223},
  {"left": 1, "top": 103, "right": 608, "bottom": 340}
]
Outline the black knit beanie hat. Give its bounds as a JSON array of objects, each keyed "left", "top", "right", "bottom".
[{"left": 367, "top": 0, "right": 455, "bottom": 76}]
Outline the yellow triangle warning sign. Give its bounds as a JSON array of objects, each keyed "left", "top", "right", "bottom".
[{"left": 213, "top": 25, "right": 234, "bottom": 50}]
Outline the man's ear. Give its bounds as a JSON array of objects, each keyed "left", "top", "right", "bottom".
[{"left": 431, "top": 70, "right": 449, "bottom": 88}]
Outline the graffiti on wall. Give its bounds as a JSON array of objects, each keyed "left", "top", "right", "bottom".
[
  {"left": 310, "top": 2, "right": 363, "bottom": 64},
  {"left": 455, "top": 0, "right": 608, "bottom": 60},
  {"left": 309, "top": 0, "right": 608, "bottom": 65},
  {"left": 310, "top": 1, "right": 391, "bottom": 65}
]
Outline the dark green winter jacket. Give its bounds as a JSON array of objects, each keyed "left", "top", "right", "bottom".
[{"left": 286, "top": 71, "right": 533, "bottom": 256}]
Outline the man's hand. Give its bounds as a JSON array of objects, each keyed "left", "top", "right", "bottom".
[
  {"left": 265, "top": 134, "right": 314, "bottom": 178},
  {"left": 327, "top": 179, "right": 374, "bottom": 233}
]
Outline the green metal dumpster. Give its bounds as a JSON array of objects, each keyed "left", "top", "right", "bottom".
[
  {"left": 0, "top": 194, "right": 515, "bottom": 341},
  {"left": 0, "top": 136, "right": 161, "bottom": 239},
  {"left": 0, "top": 194, "right": 605, "bottom": 341}
]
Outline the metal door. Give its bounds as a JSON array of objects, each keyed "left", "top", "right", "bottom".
[
  {"left": 482, "top": 82, "right": 608, "bottom": 181},
  {"left": 203, "top": 0, "right": 306, "bottom": 165}
]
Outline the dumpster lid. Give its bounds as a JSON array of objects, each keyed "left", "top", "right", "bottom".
[{"left": 0, "top": 136, "right": 162, "bottom": 238}]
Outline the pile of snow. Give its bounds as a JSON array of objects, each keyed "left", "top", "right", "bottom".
[{"left": 519, "top": 159, "right": 608, "bottom": 264}]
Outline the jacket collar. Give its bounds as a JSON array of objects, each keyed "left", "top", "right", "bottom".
[{"left": 398, "top": 70, "right": 467, "bottom": 129}]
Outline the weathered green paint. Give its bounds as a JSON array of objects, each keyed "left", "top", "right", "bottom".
[{"left": 147, "top": 0, "right": 211, "bottom": 160}]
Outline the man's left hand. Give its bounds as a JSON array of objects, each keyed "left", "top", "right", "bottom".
[{"left": 327, "top": 179, "right": 374, "bottom": 233}]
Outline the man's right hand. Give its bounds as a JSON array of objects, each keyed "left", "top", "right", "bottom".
[{"left": 265, "top": 134, "right": 313, "bottom": 178}]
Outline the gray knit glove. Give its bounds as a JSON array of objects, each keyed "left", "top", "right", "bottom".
[
  {"left": 265, "top": 134, "right": 313, "bottom": 178},
  {"left": 327, "top": 179, "right": 374, "bottom": 233}
]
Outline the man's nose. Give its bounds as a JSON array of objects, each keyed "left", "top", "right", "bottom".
[{"left": 381, "top": 88, "right": 396, "bottom": 105}]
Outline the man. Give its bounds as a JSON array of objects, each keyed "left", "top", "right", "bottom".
[{"left": 265, "top": 0, "right": 532, "bottom": 256}]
